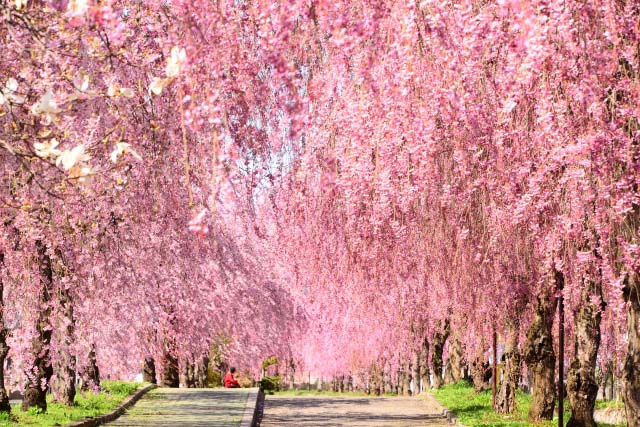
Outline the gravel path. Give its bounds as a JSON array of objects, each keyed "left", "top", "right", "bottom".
[
  {"left": 107, "top": 388, "right": 251, "bottom": 427},
  {"left": 259, "top": 393, "right": 450, "bottom": 427}
]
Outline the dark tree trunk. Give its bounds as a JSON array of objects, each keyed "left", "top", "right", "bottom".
[
  {"left": 622, "top": 274, "right": 640, "bottom": 427},
  {"left": 0, "top": 252, "right": 10, "bottom": 413},
  {"left": 523, "top": 288, "right": 557, "bottom": 421},
  {"left": 80, "top": 346, "right": 101, "bottom": 391},
  {"left": 420, "top": 339, "right": 430, "bottom": 392},
  {"left": 22, "top": 241, "right": 54, "bottom": 412},
  {"left": 52, "top": 279, "right": 76, "bottom": 406},
  {"left": 496, "top": 327, "right": 522, "bottom": 414},
  {"left": 162, "top": 351, "right": 179, "bottom": 388},
  {"left": 412, "top": 350, "right": 420, "bottom": 394},
  {"left": 431, "top": 319, "right": 450, "bottom": 389},
  {"left": 471, "top": 355, "right": 492, "bottom": 392},
  {"left": 566, "top": 276, "right": 604, "bottom": 427},
  {"left": 184, "top": 360, "right": 196, "bottom": 388},
  {"left": 195, "top": 357, "right": 209, "bottom": 388},
  {"left": 143, "top": 357, "right": 157, "bottom": 384}
]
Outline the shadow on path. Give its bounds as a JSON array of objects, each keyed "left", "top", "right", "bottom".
[
  {"left": 259, "top": 394, "right": 450, "bottom": 427},
  {"left": 107, "top": 387, "right": 250, "bottom": 427}
]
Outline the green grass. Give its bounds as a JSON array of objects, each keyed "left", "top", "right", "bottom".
[
  {"left": 430, "top": 381, "right": 623, "bottom": 427},
  {"left": 0, "top": 380, "right": 143, "bottom": 427},
  {"left": 595, "top": 399, "right": 624, "bottom": 410},
  {"left": 275, "top": 389, "right": 397, "bottom": 397}
]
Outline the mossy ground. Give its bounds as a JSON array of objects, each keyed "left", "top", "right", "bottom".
[
  {"left": 430, "top": 381, "right": 624, "bottom": 427},
  {"left": 0, "top": 380, "right": 142, "bottom": 427}
]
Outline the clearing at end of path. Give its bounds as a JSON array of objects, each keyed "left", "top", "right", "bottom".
[
  {"left": 258, "top": 393, "right": 450, "bottom": 427},
  {"left": 107, "top": 387, "right": 251, "bottom": 427}
]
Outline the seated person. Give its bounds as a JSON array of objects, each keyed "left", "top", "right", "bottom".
[{"left": 223, "top": 367, "right": 240, "bottom": 388}]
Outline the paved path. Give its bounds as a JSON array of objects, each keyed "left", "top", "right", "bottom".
[
  {"left": 259, "top": 394, "right": 450, "bottom": 427},
  {"left": 108, "top": 388, "right": 251, "bottom": 427}
]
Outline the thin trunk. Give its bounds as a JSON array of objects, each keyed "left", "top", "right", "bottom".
[
  {"left": 402, "top": 360, "right": 412, "bottom": 396},
  {"left": 22, "top": 241, "right": 54, "bottom": 412},
  {"left": 567, "top": 274, "right": 604, "bottom": 427},
  {"left": 523, "top": 287, "right": 557, "bottom": 421},
  {"left": 184, "top": 360, "right": 196, "bottom": 388},
  {"left": 412, "top": 350, "right": 420, "bottom": 394},
  {"left": 431, "top": 319, "right": 450, "bottom": 389},
  {"left": 622, "top": 273, "right": 640, "bottom": 427},
  {"left": 0, "top": 252, "right": 10, "bottom": 413},
  {"left": 195, "top": 356, "right": 209, "bottom": 388},
  {"left": 496, "top": 325, "right": 522, "bottom": 414},
  {"left": 420, "top": 339, "right": 430, "bottom": 392},
  {"left": 52, "top": 280, "right": 76, "bottom": 406},
  {"left": 143, "top": 357, "right": 157, "bottom": 384},
  {"left": 80, "top": 345, "right": 101, "bottom": 391}
]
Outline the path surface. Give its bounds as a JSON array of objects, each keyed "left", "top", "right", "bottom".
[
  {"left": 108, "top": 387, "right": 251, "bottom": 427},
  {"left": 259, "top": 393, "right": 450, "bottom": 427}
]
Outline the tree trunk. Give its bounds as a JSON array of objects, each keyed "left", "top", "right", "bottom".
[
  {"left": 566, "top": 275, "right": 604, "bottom": 427},
  {"left": 162, "top": 351, "right": 179, "bottom": 388},
  {"left": 52, "top": 280, "right": 76, "bottom": 406},
  {"left": 420, "top": 339, "right": 430, "bottom": 392},
  {"left": 471, "top": 354, "right": 492, "bottom": 392},
  {"left": 22, "top": 241, "right": 54, "bottom": 412},
  {"left": 370, "top": 363, "right": 381, "bottom": 395},
  {"left": 449, "top": 339, "right": 464, "bottom": 383},
  {"left": 184, "top": 360, "right": 196, "bottom": 388},
  {"left": 523, "top": 289, "right": 557, "bottom": 421},
  {"left": 0, "top": 252, "right": 10, "bottom": 413},
  {"left": 195, "top": 357, "right": 209, "bottom": 388},
  {"left": 622, "top": 274, "right": 640, "bottom": 427},
  {"left": 402, "top": 361, "right": 412, "bottom": 396},
  {"left": 431, "top": 319, "right": 450, "bottom": 389},
  {"left": 143, "top": 357, "right": 157, "bottom": 384},
  {"left": 412, "top": 350, "right": 420, "bottom": 394},
  {"left": 80, "top": 345, "right": 101, "bottom": 391},
  {"left": 496, "top": 327, "right": 522, "bottom": 414}
]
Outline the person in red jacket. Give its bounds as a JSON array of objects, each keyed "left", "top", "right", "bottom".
[{"left": 223, "top": 367, "right": 240, "bottom": 388}]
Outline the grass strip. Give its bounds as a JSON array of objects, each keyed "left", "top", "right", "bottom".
[{"left": 0, "top": 380, "right": 142, "bottom": 427}]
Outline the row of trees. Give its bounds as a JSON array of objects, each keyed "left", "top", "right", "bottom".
[
  {"left": 0, "top": 0, "right": 303, "bottom": 415},
  {"left": 1, "top": 2, "right": 639, "bottom": 427},
  {"left": 257, "top": 1, "right": 640, "bottom": 427}
]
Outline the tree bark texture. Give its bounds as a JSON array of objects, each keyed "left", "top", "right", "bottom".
[
  {"left": 566, "top": 275, "right": 604, "bottom": 427},
  {"left": 448, "top": 339, "right": 465, "bottom": 384},
  {"left": 431, "top": 319, "right": 450, "bottom": 389},
  {"left": 195, "top": 356, "right": 209, "bottom": 388},
  {"left": 523, "top": 290, "right": 556, "bottom": 421},
  {"left": 22, "top": 241, "right": 54, "bottom": 412},
  {"left": 420, "top": 339, "right": 430, "bottom": 392},
  {"left": 495, "top": 327, "right": 522, "bottom": 414},
  {"left": 162, "top": 351, "right": 179, "bottom": 388},
  {"left": 412, "top": 350, "right": 420, "bottom": 394},
  {"left": 623, "top": 274, "right": 640, "bottom": 427},
  {"left": 402, "top": 360, "right": 412, "bottom": 396},
  {"left": 471, "top": 356, "right": 492, "bottom": 392},
  {"left": 52, "top": 277, "right": 76, "bottom": 406},
  {"left": 0, "top": 252, "right": 10, "bottom": 413},
  {"left": 80, "top": 346, "right": 101, "bottom": 391},
  {"left": 143, "top": 357, "right": 157, "bottom": 384}
]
